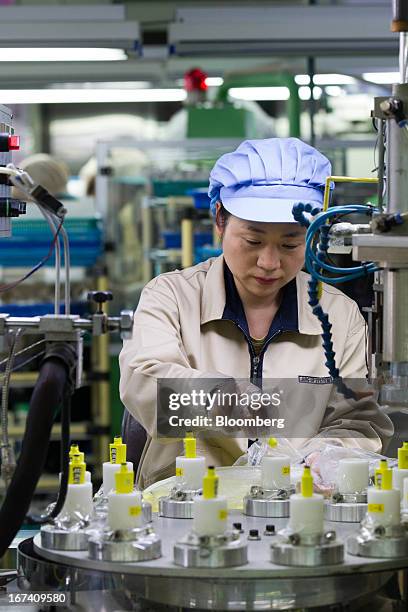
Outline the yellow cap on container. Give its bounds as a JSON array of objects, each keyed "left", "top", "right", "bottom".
[
  {"left": 69, "top": 444, "right": 84, "bottom": 463},
  {"left": 398, "top": 442, "right": 408, "bottom": 469},
  {"left": 301, "top": 466, "right": 313, "bottom": 498},
  {"left": 375, "top": 459, "right": 388, "bottom": 488},
  {"left": 268, "top": 438, "right": 277, "bottom": 449},
  {"left": 69, "top": 453, "right": 86, "bottom": 485},
  {"left": 184, "top": 432, "right": 196, "bottom": 459},
  {"left": 109, "top": 436, "right": 127, "bottom": 464},
  {"left": 203, "top": 466, "right": 218, "bottom": 500},
  {"left": 381, "top": 468, "right": 393, "bottom": 491},
  {"left": 115, "top": 463, "right": 134, "bottom": 494}
]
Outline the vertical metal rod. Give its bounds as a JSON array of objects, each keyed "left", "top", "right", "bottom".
[
  {"left": 91, "top": 274, "right": 110, "bottom": 480},
  {"left": 308, "top": 0, "right": 317, "bottom": 146},
  {"left": 307, "top": 57, "right": 316, "bottom": 147},
  {"left": 399, "top": 32, "right": 408, "bottom": 83},
  {"left": 60, "top": 225, "right": 71, "bottom": 315},
  {"left": 377, "top": 119, "right": 385, "bottom": 210},
  {"left": 39, "top": 208, "right": 60, "bottom": 315}
]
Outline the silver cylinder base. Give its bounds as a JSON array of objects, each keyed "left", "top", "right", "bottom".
[
  {"left": 243, "top": 485, "right": 294, "bottom": 518},
  {"left": 159, "top": 487, "right": 201, "bottom": 518},
  {"left": 40, "top": 525, "right": 90, "bottom": 551},
  {"left": 347, "top": 523, "right": 408, "bottom": 558},
  {"left": 159, "top": 497, "right": 194, "bottom": 519},
  {"left": 243, "top": 496, "right": 289, "bottom": 518},
  {"left": 88, "top": 526, "right": 161, "bottom": 562},
  {"left": 271, "top": 531, "right": 344, "bottom": 567},
  {"left": 325, "top": 502, "right": 367, "bottom": 523},
  {"left": 174, "top": 531, "right": 248, "bottom": 568}
]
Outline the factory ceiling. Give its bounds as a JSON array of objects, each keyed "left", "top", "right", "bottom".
[{"left": 0, "top": 1, "right": 399, "bottom": 88}]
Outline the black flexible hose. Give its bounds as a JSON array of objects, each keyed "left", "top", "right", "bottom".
[
  {"left": 0, "top": 357, "right": 70, "bottom": 559},
  {"left": 26, "top": 394, "right": 71, "bottom": 524}
]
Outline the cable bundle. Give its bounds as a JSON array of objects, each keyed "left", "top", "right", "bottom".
[{"left": 292, "top": 202, "right": 378, "bottom": 399}]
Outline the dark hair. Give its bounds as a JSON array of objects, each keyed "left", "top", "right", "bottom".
[{"left": 216, "top": 202, "right": 231, "bottom": 232}]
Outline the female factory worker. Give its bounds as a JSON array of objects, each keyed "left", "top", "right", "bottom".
[{"left": 119, "top": 138, "right": 392, "bottom": 488}]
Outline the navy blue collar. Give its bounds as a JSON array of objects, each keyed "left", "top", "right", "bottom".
[{"left": 222, "top": 262, "right": 298, "bottom": 343}]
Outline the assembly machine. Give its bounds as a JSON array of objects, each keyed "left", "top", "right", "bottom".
[{"left": 3, "top": 1, "right": 408, "bottom": 610}]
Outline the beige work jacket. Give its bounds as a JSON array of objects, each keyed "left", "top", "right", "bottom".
[{"left": 119, "top": 255, "right": 393, "bottom": 488}]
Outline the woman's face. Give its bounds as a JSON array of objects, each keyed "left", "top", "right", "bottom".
[{"left": 217, "top": 206, "right": 306, "bottom": 301}]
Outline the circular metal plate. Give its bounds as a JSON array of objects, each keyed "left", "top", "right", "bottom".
[
  {"left": 243, "top": 495, "right": 289, "bottom": 518},
  {"left": 174, "top": 539, "right": 248, "bottom": 568},
  {"left": 40, "top": 526, "right": 89, "bottom": 551},
  {"left": 19, "top": 537, "right": 395, "bottom": 612},
  {"left": 24, "top": 512, "right": 408, "bottom": 610},
  {"left": 325, "top": 502, "right": 367, "bottom": 523},
  {"left": 347, "top": 533, "right": 408, "bottom": 558},
  {"left": 271, "top": 541, "right": 344, "bottom": 567},
  {"left": 88, "top": 532, "right": 161, "bottom": 562},
  {"left": 159, "top": 497, "right": 194, "bottom": 519}
]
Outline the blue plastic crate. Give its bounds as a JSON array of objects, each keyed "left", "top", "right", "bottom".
[
  {"left": 186, "top": 188, "right": 211, "bottom": 209},
  {"left": 161, "top": 231, "right": 213, "bottom": 249},
  {"left": 0, "top": 301, "right": 88, "bottom": 317},
  {"left": 195, "top": 246, "right": 222, "bottom": 263},
  {"left": 0, "top": 217, "right": 103, "bottom": 267}
]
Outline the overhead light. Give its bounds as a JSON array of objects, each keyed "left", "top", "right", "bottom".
[
  {"left": 228, "top": 86, "right": 290, "bottom": 101},
  {"left": 0, "top": 89, "right": 187, "bottom": 104},
  {"left": 205, "top": 77, "right": 224, "bottom": 86},
  {"left": 298, "top": 86, "right": 323, "bottom": 100},
  {"left": 295, "top": 74, "right": 355, "bottom": 85},
  {"left": 295, "top": 75, "right": 311, "bottom": 86},
  {"left": 325, "top": 85, "right": 345, "bottom": 97},
  {"left": 0, "top": 48, "right": 127, "bottom": 62},
  {"left": 362, "top": 72, "right": 399, "bottom": 84},
  {"left": 51, "top": 81, "right": 151, "bottom": 90}
]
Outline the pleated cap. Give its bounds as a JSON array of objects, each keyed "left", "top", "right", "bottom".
[{"left": 208, "top": 137, "right": 332, "bottom": 222}]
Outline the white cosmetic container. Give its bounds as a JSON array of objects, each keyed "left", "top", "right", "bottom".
[
  {"left": 108, "top": 489, "right": 143, "bottom": 531},
  {"left": 102, "top": 461, "right": 133, "bottom": 495},
  {"left": 261, "top": 455, "right": 291, "bottom": 489},
  {"left": 176, "top": 456, "right": 206, "bottom": 489},
  {"left": 193, "top": 496, "right": 228, "bottom": 536},
  {"left": 337, "top": 458, "right": 369, "bottom": 494},
  {"left": 289, "top": 493, "right": 324, "bottom": 536}
]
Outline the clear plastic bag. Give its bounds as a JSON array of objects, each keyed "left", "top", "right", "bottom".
[
  {"left": 234, "top": 437, "right": 303, "bottom": 467},
  {"left": 307, "top": 443, "right": 397, "bottom": 492},
  {"left": 143, "top": 466, "right": 261, "bottom": 512},
  {"left": 234, "top": 438, "right": 394, "bottom": 496}
]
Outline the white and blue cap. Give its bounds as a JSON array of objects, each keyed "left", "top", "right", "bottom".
[{"left": 208, "top": 137, "right": 333, "bottom": 223}]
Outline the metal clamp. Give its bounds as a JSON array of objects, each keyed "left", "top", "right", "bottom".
[
  {"left": 347, "top": 518, "right": 408, "bottom": 558},
  {"left": 243, "top": 485, "right": 294, "bottom": 518},
  {"left": 174, "top": 530, "right": 248, "bottom": 568},
  {"left": 40, "top": 514, "right": 95, "bottom": 551},
  {"left": 88, "top": 525, "right": 161, "bottom": 562},
  {"left": 159, "top": 486, "right": 201, "bottom": 519},
  {"left": 271, "top": 529, "right": 344, "bottom": 567},
  {"left": 325, "top": 491, "right": 368, "bottom": 523}
]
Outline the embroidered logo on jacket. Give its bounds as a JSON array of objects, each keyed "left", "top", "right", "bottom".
[{"left": 298, "top": 375, "right": 333, "bottom": 384}]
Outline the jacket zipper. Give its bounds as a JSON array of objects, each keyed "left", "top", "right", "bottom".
[
  {"left": 251, "top": 355, "right": 260, "bottom": 382},
  {"left": 226, "top": 319, "right": 281, "bottom": 383}
]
